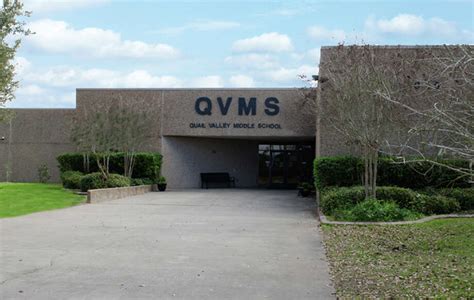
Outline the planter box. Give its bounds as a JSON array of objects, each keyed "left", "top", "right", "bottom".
[{"left": 87, "top": 185, "right": 153, "bottom": 204}]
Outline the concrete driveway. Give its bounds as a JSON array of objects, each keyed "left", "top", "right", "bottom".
[{"left": 0, "top": 189, "right": 334, "bottom": 299}]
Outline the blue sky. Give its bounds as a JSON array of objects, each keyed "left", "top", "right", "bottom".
[{"left": 10, "top": 0, "right": 474, "bottom": 108}]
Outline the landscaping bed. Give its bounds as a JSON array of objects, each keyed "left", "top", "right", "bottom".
[
  {"left": 314, "top": 156, "right": 473, "bottom": 222},
  {"left": 319, "top": 186, "right": 473, "bottom": 222},
  {"left": 0, "top": 183, "right": 85, "bottom": 218},
  {"left": 322, "top": 218, "right": 474, "bottom": 298},
  {"left": 57, "top": 152, "right": 162, "bottom": 191}
]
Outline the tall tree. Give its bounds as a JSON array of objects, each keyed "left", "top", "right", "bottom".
[
  {"left": 319, "top": 45, "right": 410, "bottom": 198},
  {"left": 71, "top": 96, "right": 153, "bottom": 179},
  {"left": 377, "top": 45, "right": 474, "bottom": 183},
  {"left": 0, "top": 0, "right": 30, "bottom": 121}
]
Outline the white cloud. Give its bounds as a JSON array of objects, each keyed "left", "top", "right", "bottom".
[
  {"left": 158, "top": 20, "right": 240, "bottom": 35},
  {"left": 16, "top": 84, "right": 45, "bottom": 96},
  {"left": 224, "top": 53, "right": 278, "bottom": 70},
  {"left": 229, "top": 75, "right": 255, "bottom": 87},
  {"left": 10, "top": 87, "right": 75, "bottom": 108},
  {"left": 11, "top": 64, "right": 185, "bottom": 107},
  {"left": 14, "top": 56, "right": 31, "bottom": 76},
  {"left": 26, "top": 19, "right": 180, "bottom": 59},
  {"left": 365, "top": 14, "right": 471, "bottom": 40},
  {"left": 24, "top": 0, "right": 109, "bottom": 13},
  {"left": 232, "top": 32, "right": 293, "bottom": 53},
  {"left": 367, "top": 14, "right": 425, "bottom": 35},
  {"left": 307, "top": 26, "right": 346, "bottom": 42},
  {"left": 190, "top": 75, "right": 224, "bottom": 88},
  {"left": 24, "top": 66, "right": 183, "bottom": 88},
  {"left": 119, "top": 71, "right": 183, "bottom": 88},
  {"left": 265, "top": 65, "right": 316, "bottom": 82}
]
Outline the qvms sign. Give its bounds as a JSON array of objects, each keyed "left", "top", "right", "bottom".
[
  {"left": 191, "top": 96, "right": 282, "bottom": 130},
  {"left": 194, "top": 96, "right": 280, "bottom": 116}
]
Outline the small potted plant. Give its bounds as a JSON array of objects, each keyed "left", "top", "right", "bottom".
[
  {"left": 298, "top": 182, "right": 313, "bottom": 197},
  {"left": 157, "top": 176, "right": 167, "bottom": 191}
]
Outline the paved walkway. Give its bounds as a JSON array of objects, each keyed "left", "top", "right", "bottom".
[{"left": 0, "top": 189, "right": 334, "bottom": 299}]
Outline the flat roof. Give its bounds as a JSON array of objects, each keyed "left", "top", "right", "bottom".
[{"left": 76, "top": 87, "right": 315, "bottom": 91}]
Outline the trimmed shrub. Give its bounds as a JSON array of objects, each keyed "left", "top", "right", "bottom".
[
  {"left": 376, "top": 186, "right": 424, "bottom": 210},
  {"left": 418, "top": 195, "right": 461, "bottom": 215},
  {"left": 333, "top": 198, "right": 421, "bottom": 222},
  {"left": 130, "top": 153, "right": 162, "bottom": 181},
  {"left": 320, "top": 185, "right": 460, "bottom": 216},
  {"left": 80, "top": 173, "right": 132, "bottom": 191},
  {"left": 321, "top": 186, "right": 422, "bottom": 214},
  {"left": 438, "top": 188, "right": 474, "bottom": 211},
  {"left": 57, "top": 153, "right": 88, "bottom": 173},
  {"left": 57, "top": 152, "right": 162, "bottom": 181},
  {"left": 314, "top": 156, "right": 361, "bottom": 189},
  {"left": 131, "top": 178, "right": 154, "bottom": 186},
  {"left": 80, "top": 172, "right": 106, "bottom": 192},
  {"left": 377, "top": 158, "right": 471, "bottom": 189},
  {"left": 320, "top": 186, "right": 365, "bottom": 214},
  {"left": 314, "top": 156, "right": 471, "bottom": 190},
  {"left": 106, "top": 174, "right": 131, "bottom": 188},
  {"left": 60, "top": 171, "right": 84, "bottom": 189}
]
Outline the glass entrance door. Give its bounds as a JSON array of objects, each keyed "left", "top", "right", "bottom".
[{"left": 258, "top": 143, "right": 314, "bottom": 189}]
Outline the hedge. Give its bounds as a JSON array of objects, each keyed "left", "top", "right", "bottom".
[
  {"left": 80, "top": 173, "right": 106, "bottom": 192},
  {"left": 314, "top": 156, "right": 471, "bottom": 190},
  {"left": 436, "top": 188, "right": 474, "bottom": 211},
  {"left": 320, "top": 186, "right": 461, "bottom": 216},
  {"left": 80, "top": 172, "right": 131, "bottom": 192},
  {"left": 314, "top": 156, "right": 361, "bottom": 189},
  {"left": 57, "top": 152, "right": 162, "bottom": 181},
  {"left": 60, "top": 171, "right": 84, "bottom": 189}
]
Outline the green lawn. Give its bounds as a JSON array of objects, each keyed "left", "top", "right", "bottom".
[
  {"left": 0, "top": 183, "right": 85, "bottom": 218},
  {"left": 322, "top": 218, "right": 474, "bottom": 298}
]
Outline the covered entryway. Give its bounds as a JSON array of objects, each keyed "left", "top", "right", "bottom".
[{"left": 258, "top": 143, "right": 315, "bottom": 189}]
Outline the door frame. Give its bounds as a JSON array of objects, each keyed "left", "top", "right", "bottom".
[{"left": 258, "top": 142, "right": 315, "bottom": 189}]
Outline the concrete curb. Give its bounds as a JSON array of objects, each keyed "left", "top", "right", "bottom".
[
  {"left": 319, "top": 210, "right": 474, "bottom": 225},
  {"left": 87, "top": 185, "right": 154, "bottom": 204}
]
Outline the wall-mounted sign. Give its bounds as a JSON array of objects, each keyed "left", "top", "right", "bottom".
[
  {"left": 189, "top": 122, "right": 282, "bottom": 129},
  {"left": 194, "top": 97, "right": 280, "bottom": 116}
]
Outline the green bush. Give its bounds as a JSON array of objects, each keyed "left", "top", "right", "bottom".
[
  {"left": 376, "top": 186, "right": 424, "bottom": 210},
  {"left": 60, "top": 171, "right": 84, "bottom": 189},
  {"left": 131, "top": 153, "right": 162, "bottom": 182},
  {"left": 157, "top": 176, "right": 166, "bottom": 184},
  {"left": 131, "top": 178, "right": 154, "bottom": 186},
  {"left": 314, "top": 156, "right": 361, "bottom": 189},
  {"left": 377, "top": 158, "right": 471, "bottom": 189},
  {"left": 57, "top": 152, "right": 162, "bottom": 181},
  {"left": 37, "top": 164, "right": 51, "bottom": 183},
  {"left": 320, "top": 186, "right": 366, "bottom": 214},
  {"left": 333, "top": 198, "right": 422, "bottom": 222},
  {"left": 57, "top": 153, "right": 88, "bottom": 173},
  {"left": 106, "top": 174, "right": 131, "bottom": 188},
  {"left": 438, "top": 188, "right": 474, "bottom": 211},
  {"left": 320, "top": 185, "right": 461, "bottom": 216},
  {"left": 418, "top": 195, "right": 461, "bottom": 215},
  {"left": 320, "top": 186, "right": 422, "bottom": 214},
  {"left": 80, "top": 173, "right": 132, "bottom": 191},
  {"left": 80, "top": 173, "right": 106, "bottom": 192},
  {"left": 314, "top": 156, "right": 471, "bottom": 190}
]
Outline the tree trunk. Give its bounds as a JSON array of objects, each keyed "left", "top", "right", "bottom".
[
  {"left": 364, "top": 146, "right": 369, "bottom": 198},
  {"left": 372, "top": 150, "right": 378, "bottom": 199},
  {"left": 124, "top": 152, "right": 135, "bottom": 178}
]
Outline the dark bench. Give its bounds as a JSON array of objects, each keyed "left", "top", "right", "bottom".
[{"left": 200, "top": 172, "right": 236, "bottom": 189}]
